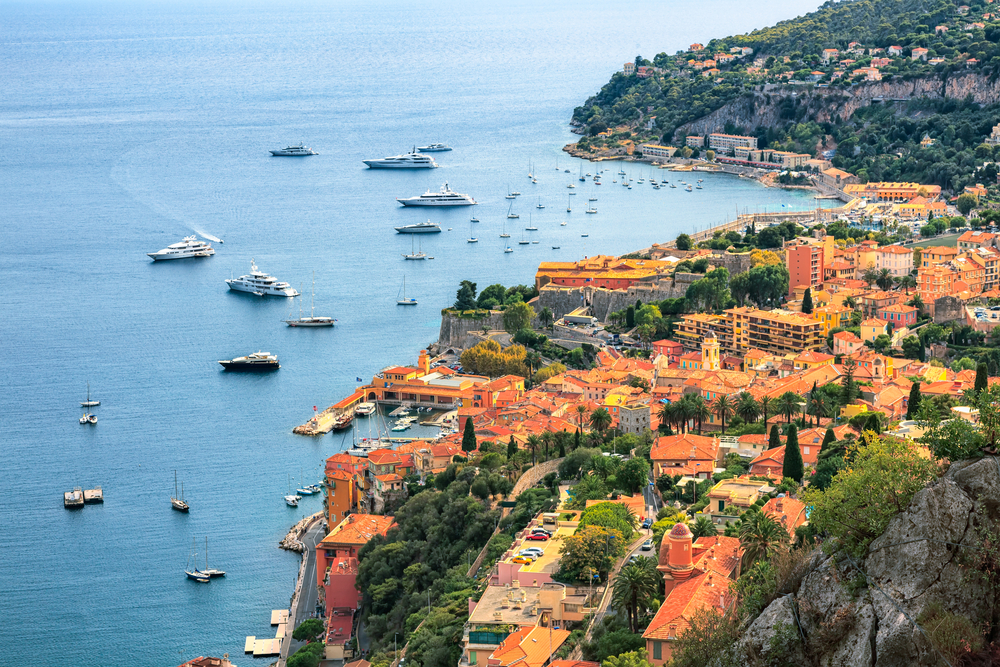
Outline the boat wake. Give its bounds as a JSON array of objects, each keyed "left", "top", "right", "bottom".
[{"left": 193, "top": 229, "right": 224, "bottom": 244}]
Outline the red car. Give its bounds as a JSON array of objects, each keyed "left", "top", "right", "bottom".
[{"left": 526, "top": 533, "right": 549, "bottom": 541}]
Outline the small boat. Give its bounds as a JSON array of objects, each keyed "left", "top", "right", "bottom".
[
  {"left": 79, "top": 411, "right": 97, "bottom": 425},
  {"left": 331, "top": 413, "right": 353, "bottom": 431},
  {"left": 285, "top": 475, "right": 301, "bottom": 506},
  {"left": 696, "top": 185, "right": 703, "bottom": 190},
  {"left": 354, "top": 402, "right": 376, "bottom": 416},
  {"left": 500, "top": 218, "right": 510, "bottom": 238},
  {"left": 589, "top": 197, "right": 598, "bottom": 201},
  {"left": 581, "top": 234, "right": 589, "bottom": 237},
  {"left": 531, "top": 241, "right": 539, "bottom": 244},
  {"left": 670, "top": 183, "right": 677, "bottom": 188},
  {"left": 297, "top": 486, "right": 317, "bottom": 495},
  {"left": 586, "top": 206, "right": 597, "bottom": 214},
  {"left": 564, "top": 169, "right": 570, "bottom": 173},
  {"left": 566, "top": 184, "right": 575, "bottom": 189},
  {"left": 64, "top": 488, "right": 84, "bottom": 509},
  {"left": 201, "top": 537, "right": 226, "bottom": 578},
  {"left": 468, "top": 238, "right": 478, "bottom": 243},
  {"left": 505, "top": 194, "right": 515, "bottom": 199},
  {"left": 531, "top": 178, "right": 537, "bottom": 184},
  {"left": 171, "top": 471, "right": 190, "bottom": 513},
  {"left": 552, "top": 246, "right": 560, "bottom": 249},
  {"left": 185, "top": 538, "right": 210, "bottom": 582},
  {"left": 416, "top": 143, "right": 452, "bottom": 152},
  {"left": 507, "top": 201, "right": 519, "bottom": 219},
  {"left": 397, "top": 277, "right": 417, "bottom": 305},
  {"left": 391, "top": 423, "right": 409, "bottom": 432},
  {"left": 504, "top": 246, "right": 513, "bottom": 253},
  {"left": 80, "top": 382, "right": 100, "bottom": 407},
  {"left": 511, "top": 191, "right": 520, "bottom": 196},
  {"left": 525, "top": 213, "right": 537, "bottom": 231},
  {"left": 536, "top": 198, "right": 544, "bottom": 209},
  {"left": 270, "top": 145, "right": 317, "bottom": 156},
  {"left": 470, "top": 216, "right": 479, "bottom": 223},
  {"left": 560, "top": 222, "right": 567, "bottom": 226},
  {"left": 686, "top": 185, "right": 693, "bottom": 192}
]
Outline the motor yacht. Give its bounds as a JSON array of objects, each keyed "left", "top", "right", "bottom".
[
  {"left": 147, "top": 236, "right": 215, "bottom": 261},
  {"left": 394, "top": 221, "right": 441, "bottom": 233},
  {"left": 416, "top": 143, "right": 452, "bottom": 152},
  {"left": 397, "top": 182, "right": 475, "bottom": 206},
  {"left": 354, "top": 402, "right": 376, "bottom": 416},
  {"left": 363, "top": 150, "right": 438, "bottom": 169},
  {"left": 270, "top": 145, "right": 317, "bottom": 156},
  {"left": 218, "top": 351, "right": 280, "bottom": 371},
  {"left": 226, "top": 260, "right": 299, "bottom": 297}
]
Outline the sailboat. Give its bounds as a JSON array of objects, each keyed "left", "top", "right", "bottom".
[
  {"left": 79, "top": 408, "right": 97, "bottom": 425},
  {"left": 185, "top": 538, "right": 210, "bottom": 582},
  {"left": 500, "top": 216, "right": 510, "bottom": 239},
  {"left": 402, "top": 236, "right": 427, "bottom": 260},
  {"left": 518, "top": 232, "right": 529, "bottom": 245},
  {"left": 397, "top": 276, "right": 417, "bottom": 305},
  {"left": 507, "top": 202, "right": 519, "bottom": 219},
  {"left": 171, "top": 471, "right": 190, "bottom": 512},
  {"left": 579, "top": 163, "right": 586, "bottom": 182},
  {"left": 80, "top": 382, "right": 100, "bottom": 407},
  {"left": 536, "top": 197, "right": 544, "bottom": 209},
  {"left": 567, "top": 195, "right": 572, "bottom": 213},
  {"left": 525, "top": 213, "right": 537, "bottom": 231},
  {"left": 201, "top": 536, "right": 226, "bottom": 578},
  {"left": 285, "top": 273, "right": 335, "bottom": 327},
  {"left": 285, "top": 474, "right": 300, "bottom": 507}
]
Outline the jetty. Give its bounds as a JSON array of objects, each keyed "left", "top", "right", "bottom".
[
  {"left": 244, "top": 609, "right": 288, "bottom": 656},
  {"left": 64, "top": 488, "right": 84, "bottom": 509},
  {"left": 293, "top": 390, "right": 363, "bottom": 436},
  {"left": 83, "top": 487, "right": 103, "bottom": 504}
]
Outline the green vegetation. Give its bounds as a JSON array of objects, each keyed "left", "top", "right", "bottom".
[
  {"left": 287, "top": 641, "right": 325, "bottom": 667},
  {"left": 292, "top": 618, "right": 324, "bottom": 642}
]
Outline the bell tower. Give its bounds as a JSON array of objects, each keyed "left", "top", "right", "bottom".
[{"left": 702, "top": 331, "right": 720, "bottom": 371}]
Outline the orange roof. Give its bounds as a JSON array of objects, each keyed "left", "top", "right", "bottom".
[
  {"left": 383, "top": 366, "right": 419, "bottom": 375},
  {"left": 762, "top": 497, "right": 807, "bottom": 537},
  {"left": 375, "top": 473, "right": 403, "bottom": 483},
  {"left": 320, "top": 514, "right": 395, "bottom": 547},
  {"left": 489, "top": 626, "right": 571, "bottom": 667},
  {"left": 642, "top": 570, "right": 732, "bottom": 640},
  {"left": 795, "top": 350, "right": 834, "bottom": 364},
  {"left": 878, "top": 245, "right": 912, "bottom": 254},
  {"left": 651, "top": 433, "right": 719, "bottom": 462}
]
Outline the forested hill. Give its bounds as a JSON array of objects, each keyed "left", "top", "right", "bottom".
[{"left": 572, "top": 0, "right": 1000, "bottom": 192}]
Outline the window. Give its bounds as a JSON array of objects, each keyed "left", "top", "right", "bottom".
[{"left": 653, "top": 641, "right": 662, "bottom": 660}]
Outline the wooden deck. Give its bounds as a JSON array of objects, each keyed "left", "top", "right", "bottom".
[
  {"left": 244, "top": 636, "right": 256, "bottom": 653},
  {"left": 253, "top": 638, "right": 282, "bottom": 656},
  {"left": 270, "top": 609, "right": 289, "bottom": 625}
]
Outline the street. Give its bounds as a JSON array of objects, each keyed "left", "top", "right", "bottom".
[{"left": 286, "top": 522, "right": 326, "bottom": 658}]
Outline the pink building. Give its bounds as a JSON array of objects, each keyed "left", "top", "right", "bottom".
[{"left": 877, "top": 303, "right": 918, "bottom": 328}]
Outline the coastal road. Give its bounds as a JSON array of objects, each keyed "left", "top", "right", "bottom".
[{"left": 286, "top": 522, "right": 326, "bottom": 658}]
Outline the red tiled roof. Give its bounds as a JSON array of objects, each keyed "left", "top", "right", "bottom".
[{"left": 651, "top": 433, "right": 719, "bottom": 462}]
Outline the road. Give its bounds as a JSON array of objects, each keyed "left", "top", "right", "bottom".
[{"left": 286, "top": 522, "right": 326, "bottom": 658}]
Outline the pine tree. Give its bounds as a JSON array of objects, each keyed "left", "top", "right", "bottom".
[
  {"left": 906, "top": 382, "right": 922, "bottom": 420},
  {"left": 769, "top": 424, "right": 781, "bottom": 450},
  {"left": 507, "top": 437, "right": 517, "bottom": 459},
  {"left": 782, "top": 424, "right": 803, "bottom": 483},
  {"left": 821, "top": 426, "right": 835, "bottom": 453},
  {"left": 802, "top": 288, "right": 814, "bottom": 314},
  {"left": 975, "top": 363, "right": 988, "bottom": 394},
  {"left": 462, "top": 417, "right": 477, "bottom": 452}
]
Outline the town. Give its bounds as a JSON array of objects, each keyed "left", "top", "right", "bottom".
[{"left": 271, "top": 175, "right": 1000, "bottom": 667}]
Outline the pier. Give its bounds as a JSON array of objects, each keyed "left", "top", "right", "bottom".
[
  {"left": 293, "top": 391, "right": 363, "bottom": 436},
  {"left": 83, "top": 487, "right": 103, "bottom": 504},
  {"left": 243, "top": 609, "right": 289, "bottom": 657},
  {"left": 63, "top": 488, "right": 84, "bottom": 509}
]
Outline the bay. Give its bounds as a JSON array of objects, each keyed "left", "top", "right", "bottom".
[{"left": 0, "top": 0, "right": 829, "bottom": 664}]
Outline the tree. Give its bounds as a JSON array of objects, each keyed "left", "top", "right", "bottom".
[
  {"left": 736, "top": 392, "right": 761, "bottom": 424},
  {"left": 901, "top": 335, "right": 922, "bottom": 360},
  {"left": 841, "top": 357, "right": 858, "bottom": 403},
  {"left": 782, "top": 425, "right": 803, "bottom": 482},
  {"left": 896, "top": 274, "right": 917, "bottom": 295},
  {"left": 875, "top": 268, "right": 894, "bottom": 291},
  {"left": 906, "top": 382, "right": 922, "bottom": 420},
  {"left": 957, "top": 193, "right": 978, "bottom": 216},
  {"left": 612, "top": 558, "right": 660, "bottom": 633},
  {"left": 539, "top": 307, "right": 554, "bottom": 330},
  {"left": 590, "top": 408, "right": 613, "bottom": 434},
  {"left": 711, "top": 394, "right": 735, "bottom": 434},
  {"left": 525, "top": 434, "right": 541, "bottom": 465},
  {"left": 760, "top": 395, "right": 773, "bottom": 430},
  {"left": 618, "top": 458, "right": 650, "bottom": 495},
  {"left": 801, "top": 287, "right": 814, "bottom": 314},
  {"left": 976, "top": 362, "right": 989, "bottom": 394},
  {"left": 454, "top": 280, "right": 478, "bottom": 310},
  {"left": 776, "top": 391, "right": 801, "bottom": 423},
  {"left": 602, "top": 650, "right": 654, "bottom": 667},
  {"left": 738, "top": 510, "right": 787, "bottom": 567},
  {"left": 675, "top": 233, "right": 692, "bottom": 251},
  {"left": 861, "top": 266, "right": 878, "bottom": 288},
  {"left": 803, "top": 433, "right": 937, "bottom": 559},
  {"left": 769, "top": 424, "right": 781, "bottom": 450},
  {"left": 691, "top": 515, "right": 717, "bottom": 538},
  {"left": 462, "top": 416, "right": 477, "bottom": 452},
  {"left": 292, "top": 618, "right": 325, "bottom": 641},
  {"left": 559, "top": 525, "right": 625, "bottom": 580},
  {"left": 821, "top": 427, "right": 836, "bottom": 453},
  {"left": 503, "top": 301, "right": 535, "bottom": 334},
  {"left": 507, "top": 437, "right": 518, "bottom": 460}
]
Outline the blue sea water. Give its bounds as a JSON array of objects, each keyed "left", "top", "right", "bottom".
[{"left": 0, "top": 0, "right": 830, "bottom": 664}]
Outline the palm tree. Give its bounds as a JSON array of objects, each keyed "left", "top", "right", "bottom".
[
  {"left": 525, "top": 435, "right": 541, "bottom": 465},
  {"left": 525, "top": 350, "right": 542, "bottom": 376},
  {"left": 875, "top": 268, "right": 893, "bottom": 291},
  {"left": 738, "top": 510, "right": 788, "bottom": 567},
  {"left": 895, "top": 274, "right": 917, "bottom": 295},
  {"left": 776, "top": 391, "right": 801, "bottom": 424},
  {"left": 711, "top": 394, "right": 736, "bottom": 434},
  {"left": 908, "top": 294, "right": 924, "bottom": 315},
  {"left": 612, "top": 557, "right": 660, "bottom": 634},
  {"left": 658, "top": 402, "right": 674, "bottom": 434},
  {"left": 540, "top": 431, "right": 554, "bottom": 460},
  {"left": 589, "top": 407, "right": 612, "bottom": 434},
  {"left": 736, "top": 392, "right": 761, "bottom": 424},
  {"left": 759, "top": 395, "right": 773, "bottom": 430},
  {"left": 808, "top": 392, "right": 828, "bottom": 428},
  {"left": 576, "top": 404, "right": 589, "bottom": 430},
  {"left": 862, "top": 266, "right": 879, "bottom": 289},
  {"left": 843, "top": 296, "right": 859, "bottom": 311},
  {"left": 689, "top": 395, "right": 711, "bottom": 434},
  {"left": 691, "top": 515, "right": 717, "bottom": 538}
]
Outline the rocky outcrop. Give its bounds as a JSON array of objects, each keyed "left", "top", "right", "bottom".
[
  {"left": 676, "top": 71, "right": 1000, "bottom": 140},
  {"left": 437, "top": 311, "right": 505, "bottom": 350},
  {"left": 279, "top": 512, "right": 322, "bottom": 553},
  {"left": 735, "top": 458, "right": 1000, "bottom": 667}
]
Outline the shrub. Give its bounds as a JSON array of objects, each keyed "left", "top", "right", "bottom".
[
  {"left": 917, "top": 602, "right": 983, "bottom": 663},
  {"left": 292, "top": 617, "right": 325, "bottom": 641}
]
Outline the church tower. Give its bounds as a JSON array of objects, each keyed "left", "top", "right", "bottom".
[{"left": 701, "top": 331, "right": 720, "bottom": 371}]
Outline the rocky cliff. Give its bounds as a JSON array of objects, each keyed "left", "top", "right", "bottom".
[
  {"left": 677, "top": 71, "right": 1000, "bottom": 140},
  {"left": 731, "top": 457, "right": 999, "bottom": 667}
]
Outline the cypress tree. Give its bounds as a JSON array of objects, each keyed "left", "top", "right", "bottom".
[
  {"left": 975, "top": 362, "right": 988, "bottom": 394},
  {"left": 507, "top": 437, "right": 517, "bottom": 459},
  {"left": 769, "top": 424, "right": 781, "bottom": 450},
  {"left": 574, "top": 428, "right": 582, "bottom": 451},
  {"left": 821, "top": 426, "right": 835, "bottom": 454},
  {"left": 801, "top": 288, "right": 814, "bottom": 314},
  {"left": 558, "top": 439, "right": 566, "bottom": 457},
  {"left": 783, "top": 424, "right": 803, "bottom": 483},
  {"left": 918, "top": 340, "right": 926, "bottom": 362},
  {"left": 907, "top": 382, "right": 922, "bottom": 420},
  {"left": 626, "top": 306, "right": 635, "bottom": 328},
  {"left": 462, "top": 417, "right": 477, "bottom": 452}
]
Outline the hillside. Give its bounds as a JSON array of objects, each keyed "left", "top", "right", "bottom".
[{"left": 572, "top": 0, "right": 1000, "bottom": 193}]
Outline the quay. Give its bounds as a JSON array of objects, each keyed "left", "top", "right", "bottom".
[
  {"left": 83, "top": 487, "right": 103, "bottom": 504},
  {"left": 293, "top": 391, "right": 363, "bottom": 436}
]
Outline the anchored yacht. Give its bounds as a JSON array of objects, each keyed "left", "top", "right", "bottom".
[
  {"left": 394, "top": 221, "right": 441, "bottom": 234},
  {"left": 218, "top": 351, "right": 280, "bottom": 371},
  {"left": 416, "top": 143, "right": 452, "bottom": 152},
  {"left": 397, "top": 182, "right": 476, "bottom": 206},
  {"left": 363, "top": 150, "right": 438, "bottom": 169},
  {"left": 270, "top": 145, "right": 317, "bottom": 156},
  {"left": 147, "top": 236, "right": 215, "bottom": 261},
  {"left": 226, "top": 260, "right": 299, "bottom": 297}
]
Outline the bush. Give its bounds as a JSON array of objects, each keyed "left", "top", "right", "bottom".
[
  {"left": 292, "top": 617, "right": 325, "bottom": 641},
  {"left": 287, "top": 642, "right": 325, "bottom": 667},
  {"left": 916, "top": 602, "right": 983, "bottom": 663}
]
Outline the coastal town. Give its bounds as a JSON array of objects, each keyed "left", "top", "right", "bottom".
[{"left": 256, "top": 159, "right": 1000, "bottom": 667}]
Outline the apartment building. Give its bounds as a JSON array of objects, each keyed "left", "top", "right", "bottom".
[
  {"left": 708, "top": 133, "right": 757, "bottom": 155},
  {"left": 675, "top": 308, "right": 823, "bottom": 355},
  {"left": 787, "top": 243, "right": 825, "bottom": 294}
]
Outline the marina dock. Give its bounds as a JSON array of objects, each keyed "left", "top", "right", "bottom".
[
  {"left": 245, "top": 609, "right": 290, "bottom": 656},
  {"left": 83, "top": 487, "right": 103, "bottom": 504},
  {"left": 293, "top": 391, "right": 363, "bottom": 436},
  {"left": 63, "top": 488, "right": 84, "bottom": 509}
]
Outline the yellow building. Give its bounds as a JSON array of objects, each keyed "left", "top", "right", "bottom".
[
  {"left": 843, "top": 182, "right": 942, "bottom": 202},
  {"left": 860, "top": 318, "right": 887, "bottom": 343},
  {"left": 811, "top": 304, "right": 852, "bottom": 335},
  {"left": 676, "top": 308, "right": 823, "bottom": 355}
]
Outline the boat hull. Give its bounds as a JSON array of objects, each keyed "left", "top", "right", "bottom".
[
  {"left": 363, "top": 161, "right": 437, "bottom": 168},
  {"left": 226, "top": 282, "right": 298, "bottom": 297},
  {"left": 219, "top": 362, "right": 280, "bottom": 372},
  {"left": 394, "top": 227, "right": 441, "bottom": 233},
  {"left": 285, "top": 318, "right": 335, "bottom": 327},
  {"left": 148, "top": 250, "right": 215, "bottom": 260},
  {"left": 397, "top": 198, "right": 474, "bottom": 206},
  {"left": 171, "top": 499, "right": 190, "bottom": 512},
  {"left": 186, "top": 570, "right": 210, "bottom": 582}
]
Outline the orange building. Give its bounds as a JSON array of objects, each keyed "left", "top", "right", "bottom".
[
  {"left": 650, "top": 433, "right": 720, "bottom": 479},
  {"left": 534, "top": 255, "right": 674, "bottom": 290},
  {"left": 324, "top": 453, "right": 368, "bottom": 524},
  {"left": 761, "top": 497, "right": 807, "bottom": 537},
  {"left": 786, "top": 243, "right": 825, "bottom": 295},
  {"left": 843, "top": 182, "right": 941, "bottom": 202},
  {"left": 316, "top": 514, "right": 395, "bottom": 616}
]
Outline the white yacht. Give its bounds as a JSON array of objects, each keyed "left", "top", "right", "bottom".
[
  {"left": 354, "top": 402, "right": 377, "bottom": 416},
  {"left": 363, "top": 150, "right": 438, "bottom": 169},
  {"left": 225, "top": 260, "right": 299, "bottom": 297},
  {"left": 394, "top": 221, "right": 442, "bottom": 234},
  {"left": 397, "top": 183, "right": 476, "bottom": 207},
  {"left": 416, "top": 143, "right": 452, "bottom": 152},
  {"left": 147, "top": 236, "right": 215, "bottom": 261},
  {"left": 270, "top": 145, "right": 317, "bottom": 156}
]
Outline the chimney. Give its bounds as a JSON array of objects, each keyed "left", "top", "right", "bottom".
[
  {"left": 776, "top": 499, "right": 783, "bottom": 512},
  {"left": 668, "top": 624, "right": 677, "bottom": 639}
]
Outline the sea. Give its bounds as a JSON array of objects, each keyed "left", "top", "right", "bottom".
[{"left": 0, "top": 0, "right": 831, "bottom": 664}]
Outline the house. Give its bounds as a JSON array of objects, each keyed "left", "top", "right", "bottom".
[
  {"left": 957, "top": 230, "right": 998, "bottom": 251},
  {"left": 643, "top": 525, "right": 741, "bottom": 665},
  {"left": 821, "top": 48, "right": 839, "bottom": 63},
  {"left": 315, "top": 514, "right": 396, "bottom": 616},
  {"left": 911, "top": 47, "right": 929, "bottom": 61},
  {"left": 623, "top": 62, "right": 635, "bottom": 75},
  {"left": 488, "top": 626, "right": 571, "bottom": 667},
  {"left": 860, "top": 318, "right": 888, "bottom": 343},
  {"left": 887, "top": 45, "right": 903, "bottom": 56},
  {"left": 689, "top": 43, "right": 704, "bottom": 51},
  {"left": 704, "top": 477, "right": 770, "bottom": 517},
  {"left": 749, "top": 447, "right": 785, "bottom": 479},
  {"left": 761, "top": 497, "right": 808, "bottom": 537},
  {"left": 650, "top": 433, "right": 720, "bottom": 479},
  {"left": 877, "top": 303, "right": 918, "bottom": 328}
]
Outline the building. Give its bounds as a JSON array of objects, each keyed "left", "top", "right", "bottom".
[
  {"left": 707, "top": 133, "right": 758, "bottom": 155},
  {"left": 821, "top": 48, "right": 839, "bottom": 63},
  {"left": 843, "top": 182, "right": 941, "bottom": 202},
  {"left": 685, "top": 135, "right": 705, "bottom": 148},
  {"left": 877, "top": 303, "right": 918, "bottom": 328},
  {"left": 921, "top": 245, "right": 959, "bottom": 268},
  {"left": 618, "top": 399, "right": 651, "bottom": 434},
  {"left": 639, "top": 144, "right": 677, "bottom": 159},
  {"left": 860, "top": 318, "right": 887, "bottom": 343},
  {"left": 650, "top": 433, "right": 720, "bottom": 479},
  {"left": 887, "top": 45, "right": 903, "bottom": 56},
  {"left": 986, "top": 123, "right": 1000, "bottom": 146},
  {"left": 762, "top": 497, "right": 808, "bottom": 537},
  {"left": 675, "top": 308, "right": 824, "bottom": 356},
  {"left": 820, "top": 168, "right": 857, "bottom": 188},
  {"left": 832, "top": 330, "right": 863, "bottom": 356},
  {"left": 704, "top": 477, "right": 770, "bottom": 517},
  {"left": 911, "top": 47, "right": 929, "bottom": 60},
  {"left": 534, "top": 255, "right": 673, "bottom": 290},
  {"left": 316, "top": 514, "right": 396, "bottom": 616},
  {"left": 643, "top": 524, "right": 741, "bottom": 665},
  {"left": 487, "top": 626, "right": 571, "bottom": 667},
  {"left": 957, "top": 230, "right": 999, "bottom": 252},
  {"left": 623, "top": 62, "right": 635, "bottom": 75},
  {"left": 787, "top": 243, "right": 825, "bottom": 294},
  {"left": 875, "top": 245, "right": 913, "bottom": 276},
  {"left": 689, "top": 43, "right": 704, "bottom": 51},
  {"left": 811, "top": 304, "right": 852, "bottom": 335}
]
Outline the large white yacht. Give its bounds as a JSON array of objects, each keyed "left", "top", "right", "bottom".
[
  {"left": 363, "top": 150, "right": 438, "bottom": 169},
  {"left": 397, "top": 182, "right": 476, "bottom": 207},
  {"left": 147, "top": 236, "right": 215, "bottom": 261},
  {"left": 416, "top": 143, "right": 452, "bottom": 152},
  {"left": 270, "top": 145, "right": 317, "bottom": 156},
  {"left": 394, "top": 221, "right": 442, "bottom": 234},
  {"left": 225, "top": 260, "right": 299, "bottom": 297}
]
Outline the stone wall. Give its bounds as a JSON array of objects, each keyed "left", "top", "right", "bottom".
[
  {"left": 539, "top": 279, "right": 694, "bottom": 322},
  {"left": 934, "top": 295, "right": 967, "bottom": 324},
  {"left": 437, "top": 312, "right": 506, "bottom": 350}
]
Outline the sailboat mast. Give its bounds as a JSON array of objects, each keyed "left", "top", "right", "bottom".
[{"left": 174, "top": 470, "right": 178, "bottom": 498}]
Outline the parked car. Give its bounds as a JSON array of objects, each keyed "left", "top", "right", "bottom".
[
  {"left": 530, "top": 527, "right": 552, "bottom": 536},
  {"left": 526, "top": 533, "right": 549, "bottom": 541},
  {"left": 520, "top": 547, "right": 544, "bottom": 555},
  {"left": 511, "top": 556, "right": 534, "bottom": 564},
  {"left": 641, "top": 539, "right": 654, "bottom": 551},
  {"left": 641, "top": 518, "right": 653, "bottom": 529}
]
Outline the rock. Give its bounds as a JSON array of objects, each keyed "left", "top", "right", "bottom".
[
  {"left": 733, "top": 595, "right": 809, "bottom": 667},
  {"left": 797, "top": 557, "right": 876, "bottom": 667},
  {"left": 948, "top": 456, "right": 1000, "bottom": 513}
]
